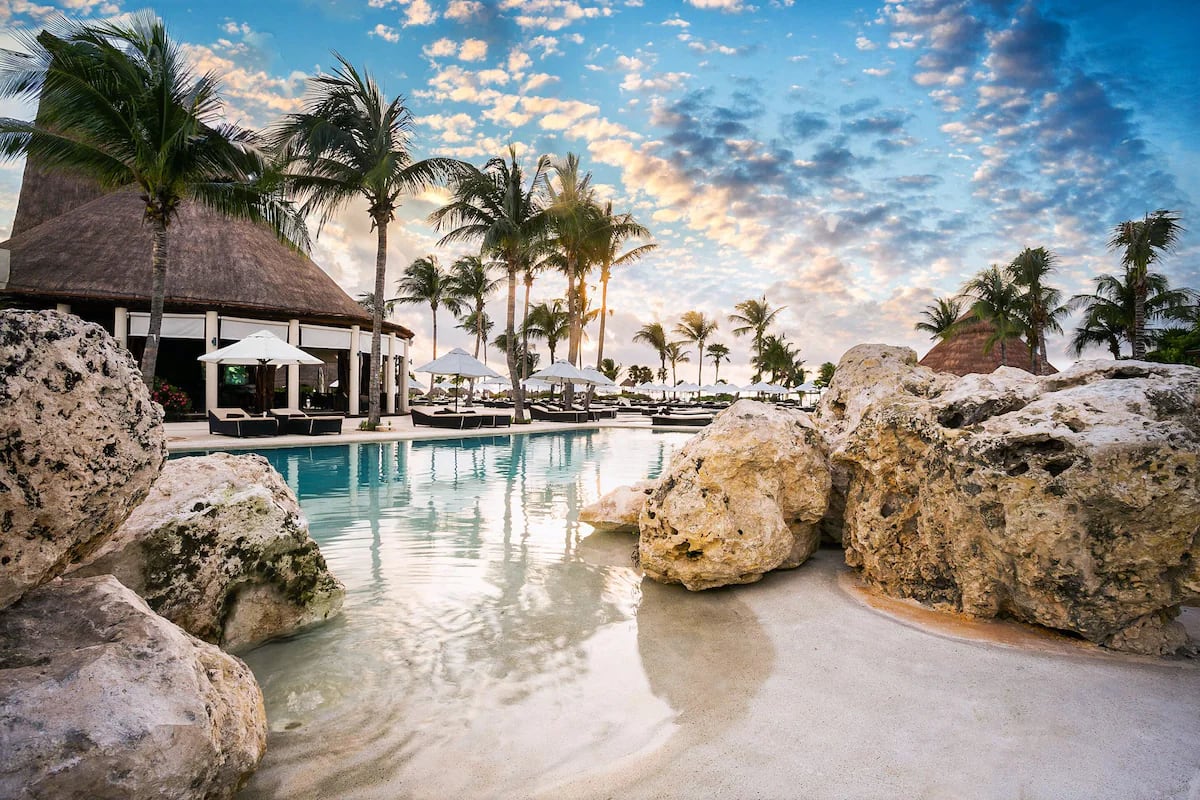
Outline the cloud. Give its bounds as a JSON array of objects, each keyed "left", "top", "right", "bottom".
[
  {"left": 444, "top": 0, "right": 484, "bottom": 22},
  {"left": 844, "top": 110, "right": 911, "bottom": 135},
  {"left": 423, "top": 38, "right": 457, "bottom": 58},
  {"left": 501, "top": 0, "right": 613, "bottom": 31},
  {"left": 855, "top": 35, "right": 877, "bottom": 51},
  {"left": 370, "top": 23, "right": 400, "bottom": 43},
  {"left": 684, "top": 0, "right": 753, "bottom": 12},
  {"left": 785, "top": 111, "right": 829, "bottom": 140},
  {"left": 458, "top": 38, "right": 488, "bottom": 61},
  {"left": 402, "top": 0, "right": 437, "bottom": 26}
]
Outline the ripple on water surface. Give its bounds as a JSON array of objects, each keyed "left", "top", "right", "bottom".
[{"left": 234, "top": 429, "right": 699, "bottom": 799}]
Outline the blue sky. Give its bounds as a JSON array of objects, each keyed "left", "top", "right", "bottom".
[{"left": 1, "top": 0, "right": 1197, "bottom": 383}]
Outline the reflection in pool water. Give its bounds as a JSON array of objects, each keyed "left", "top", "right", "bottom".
[{"left": 231, "top": 429, "right": 774, "bottom": 798}]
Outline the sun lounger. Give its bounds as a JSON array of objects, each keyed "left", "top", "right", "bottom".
[
  {"left": 208, "top": 408, "right": 278, "bottom": 437},
  {"left": 270, "top": 408, "right": 345, "bottom": 435},
  {"left": 651, "top": 414, "right": 713, "bottom": 427},
  {"left": 412, "top": 408, "right": 485, "bottom": 429},
  {"left": 529, "top": 404, "right": 588, "bottom": 423}
]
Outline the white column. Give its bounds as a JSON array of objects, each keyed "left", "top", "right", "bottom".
[
  {"left": 204, "top": 311, "right": 219, "bottom": 412},
  {"left": 385, "top": 333, "right": 397, "bottom": 415},
  {"left": 348, "top": 325, "right": 361, "bottom": 416},
  {"left": 287, "top": 319, "right": 301, "bottom": 410},
  {"left": 113, "top": 307, "right": 128, "bottom": 349},
  {"left": 399, "top": 338, "right": 410, "bottom": 414},
  {"left": 55, "top": 303, "right": 70, "bottom": 314}
]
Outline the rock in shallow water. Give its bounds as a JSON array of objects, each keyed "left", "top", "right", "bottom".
[
  {"left": 579, "top": 480, "right": 656, "bottom": 533},
  {"left": 0, "top": 310, "right": 165, "bottom": 611},
  {"left": 73, "top": 453, "right": 344, "bottom": 651},
  {"left": 639, "top": 400, "right": 832, "bottom": 591},
  {"left": 0, "top": 575, "right": 266, "bottom": 799},
  {"left": 829, "top": 352, "right": 1200, "bottom": 655}
]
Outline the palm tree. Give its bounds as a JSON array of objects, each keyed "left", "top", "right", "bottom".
[
  {"left": 663, "top": 341, "right": 691, "bottom": 387},
  {"left": 729, "top": 296, "right": 784, "bottom": 382},
  {"left": 457, "top": 310, "right": 493, "bottom": 362},
  {"left": 675, "top": 311, "right": 719, "bottom": 384},
  {"left": 914, "top": 296, "right": 963, "bottom": 342},
  {"left": 627, "top": 365, "right": 653, "bottom": 385},
  {"left": 593, "top": 201, "right": 655, "bottom": 373},
  {"left": 446, "top": 254, "right": 500, "bottom": 361},
  {"left": 492, "top": 333, "right": 538, "bottom": 377},
  {"left": 431, "top": 146, "right": 550, "bottom": 423},
  {"left": 814, "top": 361, "right": 836, "bottom": 388},
  {"left": 274, "top": 54, "right": 463, "bottom": 427},
  {"left": 394, "top": 255, "right": 457, "bottom": 360},
  {"left": 544, "top": 153, "right": 604, "bottom": 398},
  {"left": 357, "top": 291, "right": 394, "bottom": 318},
  {"left": 755, "top": 334, "right": 804, "bottom": 387},
  {"left": 1067, "top": 271, "right": 1194, "bottom": 358},
  {"left": 1109, "top": 210, "right": 1185, "bottom": 359},
  {"left": 598, "top": 358, "right": 621, "bottom": 382},
  {"left": 633, "top": 322, "right": 669, "bottom": 382},
  {"left": 706, "top": 342, "right": 731, "bottom": 383},
  {"left": 0, "top": 13, "right": 307, "bottom": 386},
  {"left": 1008, "top": 246, "right": 1067, "bottom": 373},
  {"left": 524, "top": 299, "right": 570, "bottom": 363},
  {"left": 962, "top": 265, "right": 1025, "bottom": 366}
]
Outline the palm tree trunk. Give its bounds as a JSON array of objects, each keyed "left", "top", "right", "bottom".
[
  {"left": 1133, "top": 273, "right": 1147, "bottom": 359},
  {"left": 696, "top": 337, "right": 704, "bottom": 384},
  {"left": 564, "top": 268, "right": 577, "bottom": 407},
  {"left": 368, "top": 217, "right": 387, "bottom": 427},
  {"left": 1000, "top": 339, "right": 1007, "bottom": 367},
  {"left": 506, "top": 263, "right": 526, "bottom": 423},
  {"left": 431, "top": 303, "right": 438, "bottom": 359},
  {"left": 520, "top": 275, "right": 533, "bottom": 381},
  {"left": 713, "top": 357, "right": 720, "bottom": 383},
  {"left": 595, "top": 271, "right": 609, "bottom": 369},
  {"left": 139, "top": 218, "right": 170, "bottom": 387}
]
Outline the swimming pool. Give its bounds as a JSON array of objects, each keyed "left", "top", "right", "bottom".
[{"left": 228, "top": 428, "right": 698, "bottom": 798}]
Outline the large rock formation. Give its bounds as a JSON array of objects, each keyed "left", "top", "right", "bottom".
[
  {"left": 0, "top": 310, "right": 165, "bottom": 610},
  {"left": 579, "top": 480, "right": 656, "bottom": 533},
  {"left": 827, "top": 349, "right": 1200, "bottom": 655},
  {"left": 639, "top": 400, "right": 832, "bottom": 591},
  {"left": 0, "top": 575, "right": 266, "bottom": 799},
  {"left": 73, "top": 453, "right": 345, "bottom": 651}
]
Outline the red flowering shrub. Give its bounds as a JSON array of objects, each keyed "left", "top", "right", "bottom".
[{"left": 151, "top": 378, "right": 193, "bottom": 420}]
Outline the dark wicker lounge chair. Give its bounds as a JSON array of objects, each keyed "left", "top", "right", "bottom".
[
  {"left": 650, "top": 412, "right": 714, "bottom": 427},
  {"left": 529, "top": 404, "right": 588, "bottom": 423},
  {"left": 208, "top": 408, "right": 278, "bottom": 437},
  {"left": 412, "top": 408, "right": 485, "bottom": 429},
  {"left": 270, "top": 408, "right": 345, "bottom": 435},
  {"left": 474, "top": 412, "right": 512, "bottom": 427}
]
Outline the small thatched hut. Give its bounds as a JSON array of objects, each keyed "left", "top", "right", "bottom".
[
  {"left": 1, "top": 163, "right": 414, "bottom": 415},
  {"left": 918, "top": 318, "right": 1057, "bottom": 376}
]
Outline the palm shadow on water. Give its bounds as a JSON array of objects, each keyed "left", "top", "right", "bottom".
[{"left": 240, "top": 430, "right": 731, "bottom": 799}]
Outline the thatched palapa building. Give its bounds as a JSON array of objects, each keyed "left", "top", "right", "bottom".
[
  {"left": 919, "top": 317, "right": 1057, "bottom": 376},
  {"left": 0, "top": 163, "right": 414, "bottom": 415}
]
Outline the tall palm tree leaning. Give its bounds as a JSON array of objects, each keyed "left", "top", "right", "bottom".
[
  {"left": 431, "top": 145, "right": 550, "bottom": 423},
  {"left": 1109, "top": 210, "right": 1184, "bottom": 359},
  {"left": 633, "top": 322, "right": 669, "bottom": 384},
  {"left": 273, "top": 54, "right": 464, "bottom": 428},
  {"left": 962, "top": 265, "right": 1025, "bottom": 367},
  {"left": 524, "top": 299, "right": 570, "bottom": 363},
  {"left": 0, "top": 13, "right": 307, "bottom": 385},
  {"left": 729, "top": 296, "right": 784, "bottom": 382},
  {"left": 675, "top": 311, "right": 718, "bottom": 384},
  {"left": 913, "top": 296, "right": 964, "bottom": 342},
  {"left": 593, "top": 201, "right": 655, "bottom": 374},
  {"left": 447, "top": 254, "right": 500, "bottom": 362},
  {"left": 706, "top": 342, "right": 731, "bottom": 383},
  {"left": 394, "top": 255, "right": 457, "bottom": 359},
  {"left": 1007, "top": 246, "right": 1066, "bottom": 374}
]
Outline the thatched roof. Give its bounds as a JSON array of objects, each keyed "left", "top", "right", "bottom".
[
  {"left": 919, "top": 318, "right": 1057, "bottom": 376},
  {"left": 2, "top": 166, "right": 413, "bottom": 338}
]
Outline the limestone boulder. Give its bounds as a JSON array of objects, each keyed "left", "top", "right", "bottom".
[
  {"left": 0, "top": 575, "right": 266, "bottom": 799},
  {"left": 834, "top": 358, "right": 1200, "bottom": 655},
  {"left": 0, "top": 310, "right": 165, "bottom": 610},
  {"left": 639, "top": 400, "right": 832, "bottom": 590},
  {"left": 73, "top": 453, "right": 344, "bottom": 651},
  {"left": 579, "top": 480, "right": 656, "bottom": 532}
]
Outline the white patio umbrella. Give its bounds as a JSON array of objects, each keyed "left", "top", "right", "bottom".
[
  {"left": 674, "top": 381, "right": 702, "bottom": 394},
  {"left": 577, "top": 367, "right": 615, "bottom": 386},
  {"left": 742, "top": 381, "right": 788, "bottom": 395},
  {"left": 530, "top": 360, "right": 594, "bottom": 385},
  {"left": 198, "top": 330, "right": 322, "bottom": 412},
  {"left": 415, "top": 347, "right": 501, "bottom": 411},
  {"left": 522, "top": 377, "right": 553, "bottom": 391},
  {"left": 701, "top": 382, "right": 734, "bottom": 394},
  {"left": 408, "top": 376, "right": 428, "bottom": 392}
]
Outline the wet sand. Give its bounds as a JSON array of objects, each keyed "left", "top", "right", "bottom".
[{"left": 538, "top": 549, "right": 1200, "bottom": 800}]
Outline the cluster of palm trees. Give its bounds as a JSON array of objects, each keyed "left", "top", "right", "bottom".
[
  {"left": 917, "top": 212, "right": 1196, "bottom": 368},
  {"left": 0, "top": 14, "right": 661, "bottom": 426},
  {"left": 626, "top": 296, "right": 806, "bottom": 388}
]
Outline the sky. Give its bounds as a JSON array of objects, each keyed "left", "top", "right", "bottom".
[{"left": 1, "top": 0, "right": 1198, "bottom": 385}]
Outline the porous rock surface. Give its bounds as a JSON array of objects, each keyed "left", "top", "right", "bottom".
[
  {"left": 827, "top": 348, "right": 1200, "bottom": 655},
  {"left": 73, "top": 453, "right": 344, "bottom": 651},
  {"left": 0, "top": 310, "right": 165, "bottom": 610},
  {"left": 0, "top": 575, "right": 266, "bottom": 799},
  {"left": 639, "top": 400, "right": 832, "bottom": 591},
  {"left": 579, "top": 480, "right": 656, "bottom": 532}
]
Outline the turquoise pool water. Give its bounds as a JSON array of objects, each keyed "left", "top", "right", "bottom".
[{"left": 228, "top": 429, "right": 702, "bottom": 798}]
